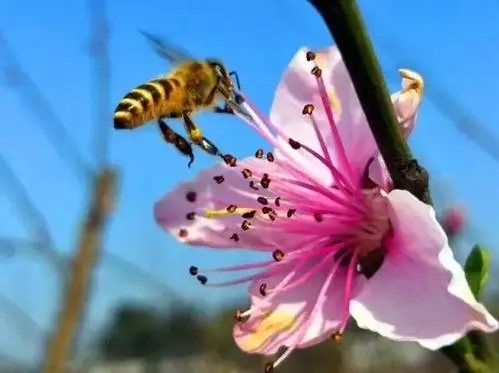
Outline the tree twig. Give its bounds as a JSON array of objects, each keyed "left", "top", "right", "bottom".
[
  {"left": 307, "top": 0, "right": 431, "bottom": 204},
  {"left": 41, "top": 168, "right": 117, "bottom": 373}
]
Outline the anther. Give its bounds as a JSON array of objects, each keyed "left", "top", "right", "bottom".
[
  {"left": 288, "top": 138, "right": 301, "bottom": 149},
  {"left": 241, "top": 220, "right": 251, "bottom": 231},
  {"left": 223, "top": 154, "right": 237, "bottom": 167},
  {"left": 274, "top": 197, "right": 281, "bottom": 206},
  {"left": 269, "top": 211, "right": 277, "bottom": 221},
  {"left": 262, "top": 206, "right": 272, "bottom": 214},
  {"left": 259, "top": 283, "right": 267, "bottom": 296},
  {"left": 213, "top": 175, "right": 225, "bottom": 184},
  {"left": 311, "top": 66, "right": 322, "bottom": 78},
  {"left": 313, "top": 213, "right": 323, "bottom": 222},
  {"left": 186, "top": 212, "right": 196, "bottom": 220},
  {"left": 272, "top": 250, "right": 284, "bottom": 262},
  {"left": 227, "top": 204, "right": 237, "bottom": 213},
  {"left": 196, "top": 275, "right": 208, "bottom": 285},
  {"left": 255, "top": 149, "right": 264, "bottom": 158},
  {"left": 306, "top": 51, "right": 316, "bottom": 61},
  {"left": 242, "top": 210, "right": 257, "bottom": 219},
  {"left": 230, "top": 233, "right": 240, "bottom": 242},
  {"left": 186, "top": 191, "right": 197, "bottom": 203},
  {"left": 257, "top": 197, "right": 269, "bottom": 205},
  {"left": 264, "top": 362, "right": 274, "bottom": 373},
  {"left": 266, "top": 152, "right": 275, "bottom": 162},
  {"left": 189, "top": 266, "right": 198, "bottom": 276},
  {"left": 179, "top": 229, "right": 188, "bottom": 238},
  {"left": 286, "top": 209, "right": 296, "bottom": 218},
  {"left": 260, "top": 174, "right": 271, "bottom": 189},
  {"left": 249, "top": 181, "right": 259, "bottom": 190},
  {"left": 242, "top": 169, "right": 252, "bottom": 179},
  {"left": 332, "top": 331, "right": 343, "bottom": 342},
  {"left": 302, "top": 104, "right": 314, "bottom": 115},
  {"left": 234, "top": 309, "right": 244, "bottom": 322}
]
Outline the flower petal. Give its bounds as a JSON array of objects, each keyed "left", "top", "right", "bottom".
[
  {"left": 154, "top": 158, "right": 305, "bottom": 251},
  {"left": 350, "top": 190, "right": 498, "bottom": 350},
  {"left": 269, "top": 46, "right": 422, "bottom": 187},
  {"left": 234, "top": 258, "right": 345, "bottom": 355}
]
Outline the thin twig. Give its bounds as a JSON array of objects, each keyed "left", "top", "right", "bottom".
[
  {"left": 0, "top": 30, "right": 93, "bottom": 184},
  {"left": 41, "top": 168, "right": 117, "bottom": 373}
]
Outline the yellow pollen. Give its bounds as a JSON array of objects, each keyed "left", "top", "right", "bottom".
[
  {"left": 204, "top": 207, "right": 255, "bottom": 218},
  {"left": 190, "top": 127, "right": 203, "bottom": 142},
  {"left": 237, "top": 310, "right": 299, "bottom": 352},
  {"left": 328, "top": 88, "right": 342, "bottom": 119}
]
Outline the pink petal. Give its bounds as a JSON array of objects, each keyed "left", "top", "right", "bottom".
[
  {"left": 269, "top": 46, "right": 422, "bottom": 187},
  {"left": 154, "top": 158, "right": 305, "bottom": 251},
  {"left": 350, "top": 190, "right": 498, "bottom": 350},
  {"left": 234, "top": 260, "right": 345, "bottom": 355}
]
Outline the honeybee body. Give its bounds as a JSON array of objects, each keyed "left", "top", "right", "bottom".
[
  {"left": 113, "top": 61, "right": 223, "bottom": 129},
  {"left": 113, "top": 31, "right": 247, "bottom": 168}
]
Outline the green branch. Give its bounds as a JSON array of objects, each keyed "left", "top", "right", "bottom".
[{"left": 308, "top": 0, "right": 430, "bottom": 204}]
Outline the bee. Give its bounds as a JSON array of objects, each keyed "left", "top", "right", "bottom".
[{"left": 113, "top": 30, "right": 249, "bottom": 167}]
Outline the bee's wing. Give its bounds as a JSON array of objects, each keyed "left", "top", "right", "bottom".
[{"left": 140, "top": 30, "right": 195, "bottom": 64}]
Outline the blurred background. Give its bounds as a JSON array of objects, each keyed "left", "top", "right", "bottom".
[{"left": 0, "top": 0, "right": 498, "bottom": 372}]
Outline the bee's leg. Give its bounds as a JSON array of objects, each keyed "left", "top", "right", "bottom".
[
  {"left": 157, "top": 119, "right": 195, "bottom": 167},
  {"left": 181, "top": 113, "right": 224, "bottom": 159}
]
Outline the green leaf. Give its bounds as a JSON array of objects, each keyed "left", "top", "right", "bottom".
[{"left": 464, "top": 245, "right": 490, "bottom": 300}]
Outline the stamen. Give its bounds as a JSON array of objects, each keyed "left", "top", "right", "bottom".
[
  {"left": 306, "top": 51, "right": 316, "bottom": 61},
  {"left": 264, "top": 362, "right": 274, "bottom": 373},
  {"left": 213, "top": 175, "right": 224, "bottom": 184},
  {"left": 255, "top": 149, "right": 264, "bottom": 158},
  {"left": 186, "top": 212, "right": 196, "bottom": 220},
  {"left": 313, "top": 213, "right": 323, "bottom": 222},
  {"left": 230, "top": 233, "right": 240, "bottom": 242},
  {"left": 249, "top": 181, "right": 259, "bottom": 190},
  {"left": 266, "top": 152, "right": 275, "bottom": 162},
  {"left": 259, "top": 283, "right": 267, "bottom": 296},
  {"left": 242, "top": 210, "right": 257, "bottom": 219},
  {"left": 227, "top": 205, "right": 237, "bottom": 213},
  {"left": 288, "top": 138, "right": 301, "bottom": 149},
  {"left": 302, "top": 104, "right": 314, "bottom": 115},
  {"left": 234, "top": 309, "right": 251, "bottom": 322},
  {"left": 189, "top": 266, "right": 198, "bottom": 275},
  {"left": 193, "top": 260, "right": 275, "bottom": 274},
  {"left": 286, "top": 209, "right": 296, "bottom": 218},
  {"left": 268, "top": 211, "right": 277, "bottom": 221},
  {"left": 272, "top": 250, "right": 284, "bottom": 262},
  {"left": 274, "top": 197, "right": 281, "bottom": 206},
  {"left": 257, "top": 197, "right": 269, "bottom": 205},
  {"left": 311, "top": 66, "right": 322, "bottom": 78},
  {"left": 241, "top": 220, "right": 251, "bottom": 230},
  {"left": 262, "top": 207, "right": 272, "bottom": 214},
  {"left": 223, "top": 154, "right": 237, "bottom": 167},
  {"left": 197, "top": 275, "right": 208, "bottom": 285},
  {"left": 260, "top": 174, "right": 271, "bottom": 189},
  {"left": 185, "top": 191, "right": 197, "bottom": 203},
  {"left": 178, "top": 229, "right": 188, "bottom": 238},
  {"left": 242, "top": 169, "right": 253, "bottom": 179}
]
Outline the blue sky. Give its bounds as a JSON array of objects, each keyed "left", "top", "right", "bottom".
[{"left": 1, "top": 0, "right": 499, "bottom": 363}]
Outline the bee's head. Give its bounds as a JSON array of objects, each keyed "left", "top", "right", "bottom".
[{"left": 207, "top": 59, "right": 232, "bottom": 88}]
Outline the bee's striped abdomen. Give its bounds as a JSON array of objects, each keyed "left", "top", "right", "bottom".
[{"left": 113, "top": 78, "right": 177, "bottom": 129}]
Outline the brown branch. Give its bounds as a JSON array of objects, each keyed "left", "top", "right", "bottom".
[{"left": 41, "top": 168, "right": 117, "bottom": 373}]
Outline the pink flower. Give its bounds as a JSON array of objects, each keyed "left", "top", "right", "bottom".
[
  {"left": 441, "top": 204, "right": 467, "bottom": 236},
  {"left": 154, "top": 46, "right": 498, "bottom": 369}
]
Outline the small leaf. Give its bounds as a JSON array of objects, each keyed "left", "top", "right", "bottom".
[{"left": 464, "top": 245, "right": 490, "bottom": 299}]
